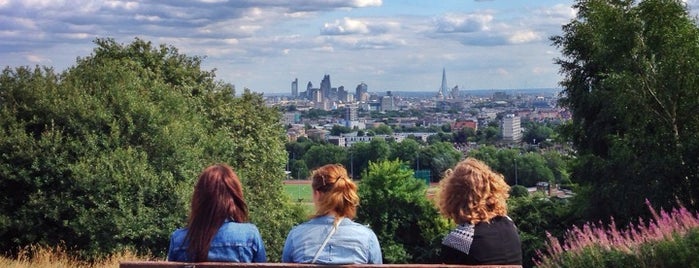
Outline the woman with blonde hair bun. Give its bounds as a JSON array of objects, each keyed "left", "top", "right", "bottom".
[
  {"left": 282, "top": 164, "right": 382, "bottom": 264},
  {"left": 438, "top": 157, "right": 522, "bottom": 265}
]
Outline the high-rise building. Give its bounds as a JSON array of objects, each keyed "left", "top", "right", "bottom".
[
  {"left": 356, "top": 82, "right": 368, "bottom": 101},
  {"left": 502, "top": 114, "right": 522, "bottom": 142},
  {"left": 440, "top": 68, "right": 449, "bottom": 100},
  {"left": 291, "top": 78, "right": 298, "bottom": 99},
  {"left": 320, "top": 74, "right": 331, "bottom": 100}
]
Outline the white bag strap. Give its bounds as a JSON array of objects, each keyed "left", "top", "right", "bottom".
[{"left": 311, "top": 217, "right": 342, "bottom": 263}]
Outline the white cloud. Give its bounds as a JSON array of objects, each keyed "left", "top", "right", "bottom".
[
  {"left": 321, "top": 17, "right": 370, "bottom": 35},
  {"left": 433, "top": 13, "right": 493, "bottom": 33},
  {"left": 507, "top": 30, "right": 541, "bottom": 44}
]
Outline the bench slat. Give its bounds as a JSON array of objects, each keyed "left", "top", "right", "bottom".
[{"left": 119, "top": 261, "right": 522, "bottom": 268}]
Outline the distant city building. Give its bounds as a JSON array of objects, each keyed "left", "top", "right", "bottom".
[
  {"left": 346, "top": 104, "right": 357, "bottom": 122},
  {"left": 440, "top": 68, "right": 449, "bottom": 100},
  {"left": 502, "top": 114, "right": 522, "bottom": 142},
  {"left": 320, "top": 74, "right": 331, "bottom": 100},
  {"left": 291, "top": 78, "right": 298, "bottom": 99},
  {"left": 451, "top": 119, "right": 478, "bottom": 132},
  {"left": 380, "top": 93, "right": 395, "bottom": 111},
  {"left": 356, "top": 82, "right": 368, "bottom": 101}
]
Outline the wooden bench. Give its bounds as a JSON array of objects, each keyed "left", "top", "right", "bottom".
[{"left": 119, "top": 261, "right": 522, "bottom": 268}]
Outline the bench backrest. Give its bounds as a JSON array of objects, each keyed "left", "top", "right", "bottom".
[{"left": 119, "top": 261, "right": 523, "bottom": 268}]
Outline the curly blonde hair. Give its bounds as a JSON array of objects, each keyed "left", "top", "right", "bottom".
[{"left": 437, "top": 157, "right": 510, "bottom": 225}]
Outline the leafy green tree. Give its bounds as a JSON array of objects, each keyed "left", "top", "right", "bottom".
[
  {"left": 389, "top": 138, "right": 421, "bottom": 168},
  {"left": 372, "top": 124, "right": 394, "bottom": 135},
  {"left": 330, "top": 124, "right": 352, "bottom": 136},
  {"left": 0, "top": 38, "right": 304, "bottom": 260},
  {"left": 288, "top": 159, "right": 309, "bottom": 180},
  {"left": 419, "top": 142, "right": 462, "bottom": 182},
  {"left": 347, "top": 138, "right": 391, "bottom": 179},
  {"left": 508, "top": 193, "right": 580, "bottom": 268},
  {"left": 303, "top": 144, "right": 347, "bottom": 170},
  {"left": 552, "top": 0, "right": 699, "bottom": 224},
  {"left": 452, "top": 127, "right": 476, "bottom": 144},
  {"left": 357, "top": 160, "right": 450, "bottom": 264},
  {"left": 522, "top": 122, "right": 554, "bottom": 145}
]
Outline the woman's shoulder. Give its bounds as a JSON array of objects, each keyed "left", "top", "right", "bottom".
[
  {"left": 342, "top": 219, "right": 378, "bottom": 235},
  {"left": 221, "top": 221, "right": 262, "bottom": 233}
]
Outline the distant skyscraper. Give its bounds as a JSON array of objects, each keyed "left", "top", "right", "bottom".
[
  {"left": 356, "top": 82, "right": 368, "bottom": 101},
  {"left": 291, "top": 78, "right": 298, "bottom": 98},
  {"left": 440, "top": 68, "right": 449, "bottom": 100},
  {"left": 320, "top": 74, "right": 331, "bottom": 100}
]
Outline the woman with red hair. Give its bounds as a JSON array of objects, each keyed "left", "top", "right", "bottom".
[
  {"left": 438, "top": 157, "right": 522, "bottom": 265},
  {"left": 168, "top": 164, "right": 266, "bottom": 262},
  {"left": 282, "top": 164, "right": 381, "bottom": 264}
]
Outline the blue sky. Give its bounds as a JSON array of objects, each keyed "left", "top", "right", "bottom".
[{"left": 2, "top": 0, "right": 691, "bottom": 94}]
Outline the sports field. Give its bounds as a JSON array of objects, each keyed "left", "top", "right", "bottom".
[
  {"left": 283, "top": 180, "right": 440, "bottom": 202},
  {"left": 283, "top": 180, "right": 313, "bottom": 202}
]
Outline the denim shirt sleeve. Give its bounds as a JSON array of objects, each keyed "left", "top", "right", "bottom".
[
  {"left": 367, "top": 231, "right": 383, "bottom": 264},
  {"left": 253, "top": 227, "right": 267, "bottom": 262}
]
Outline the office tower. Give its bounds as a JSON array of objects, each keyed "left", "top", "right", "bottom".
[
  {"left": 355, "top": 82, "right": 368, "bottom": 101},
  {"left": 320, "top": 74, "right": 331, "bottom": 100},
  {"left": 306, "top": 81, "right": 313, "bottom": 100},
  {"left": 503, "top": 114, "right": 522, "bottom": 142},
  {"left": 291, "top": 78, "right": 298, "bottom": 99}
]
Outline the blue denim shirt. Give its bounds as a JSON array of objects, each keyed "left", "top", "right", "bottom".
[
  {"left": 168, "top": 220, "right": 266, "bottom": 262},
  {"left": 282, "top": 216, "right": 382, "bottom": 264}
]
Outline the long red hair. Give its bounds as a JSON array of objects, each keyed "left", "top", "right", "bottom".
[{"left": 185, "top": 164, "right": 248, "bottom": 261}]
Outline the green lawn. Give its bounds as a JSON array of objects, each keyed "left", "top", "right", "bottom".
[{"left": 284, "top": 183, "right": 313, "bottom": 202}]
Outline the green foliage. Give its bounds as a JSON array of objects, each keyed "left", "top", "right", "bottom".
[
  {"left": 510, "top": 185, "right": 529, "bottom": 198},
  {"left": 303, "top": 144, "right": 347, "bottom": 170},
  {"left": 418, "top": 142, "right": 461, "bottom": 182},
  {"left": 356, "top": 160, "right": 450, "bottom": 264},
  {"left": 347, "top": 138, "right": 391, "bottom": 179},
  {"left": 0, "top": 38, "right": 304, "bottom": 261},
  {"left": 508, "top": 194, "right": 579, "bottom": 268},
  {"left": 522, "top": 121, "right": 554, "bottom": 145},
  {"left": 552, "top": 0, "right": 699, "bottom": 224},
  {"left": 468, "top": 146, "right": 567, "bottom": 187}
]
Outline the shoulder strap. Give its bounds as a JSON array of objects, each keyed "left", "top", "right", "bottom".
[{"left": 311, "top": 217, "right": 342, "bottom": 263}]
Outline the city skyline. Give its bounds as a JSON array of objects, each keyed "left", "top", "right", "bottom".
[{"left": 4, "top": 1, "right": 699, "bottom": 93}]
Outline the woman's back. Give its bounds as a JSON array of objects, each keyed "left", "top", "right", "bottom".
[
  {"left": 282, "top": 216, "right": 381, "bottom": 264},
  {"left": 168, "top": 221, "right": 266, "bottom": 262}
]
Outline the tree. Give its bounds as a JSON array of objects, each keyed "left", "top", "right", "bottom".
[
  {"left": 357, "top": 160, "right": 450, "bottom": 264},
  {"left": 347, "top": 138, "right": 391, "bottom": 179},
  {"left": 389, "top": 138, "right": 421, "bottom": 168},
  {"left": 303, "top": 144, "right": 347, "bottom": 170},
  {"left": 522, "top": 122, "right": 554, "bottom": 145},
  {"left": 508, "top": 193, "right": 580, "bottom": 268},
  {"left": 0, "top": 38, "right": 304, "bottom": 260},
  {"left": 329, "top": 124, "right": 351, "bottom": 136},
  {"left": 552, "top": 0, "right": 699, "bottom": 224},
  {"left": 372, "top": 124, "right": 394, "bottom": 135},
  {"left": 419, "top": 142, "right": 462, "bottom": 182}
]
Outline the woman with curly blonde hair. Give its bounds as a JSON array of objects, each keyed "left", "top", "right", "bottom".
[{"left": 437, "top": 157, "right": 522, "bottom": 265}]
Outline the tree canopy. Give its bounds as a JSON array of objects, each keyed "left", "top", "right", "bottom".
[
  {"left": 0, "top": 38, "right": 303, "bottom": 260},
  {"left": 552, "top": 0, "right": 699, "bottom": 223}
]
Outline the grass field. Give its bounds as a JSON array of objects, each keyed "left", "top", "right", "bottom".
[{"left": 283, "top": 183, "right": 313, "bottom": 202}]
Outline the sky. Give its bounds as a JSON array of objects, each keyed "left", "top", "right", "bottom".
[{"left": 1, "top": 1, "right": 694, "bottom": 94}]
